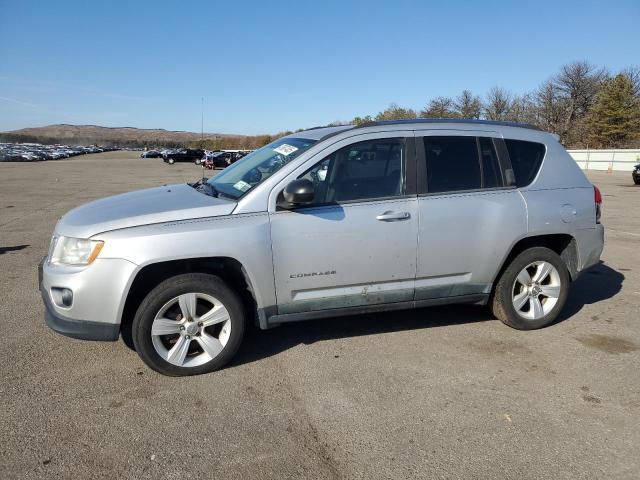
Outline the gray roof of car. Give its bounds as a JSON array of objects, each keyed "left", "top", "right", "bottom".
[
  {"left": 287, "top": 118, "right": 543, "bottom": 144},
  {"left": 356, "top": 118, "right": 541, "bottom": 131},
  {"left": 284, "top": 125, "right": 352, "bottom": 141},
  {"left": 290, "top": 119, "right": 542, "bottom": 142}
]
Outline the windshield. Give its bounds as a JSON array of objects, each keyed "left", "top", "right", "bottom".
[{"left": 207, "top": 137, "right": 316, "bottom": 200}]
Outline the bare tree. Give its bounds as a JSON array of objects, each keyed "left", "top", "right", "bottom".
[
  {"left": 484, "top": 87, "right": 512, "bottom": 120},
  {"left": 507, "top": 93, "right": 536, "bottom": 124},
  {"left": 555, "top": 61, "right": 607, "bottom": 113},
  {"left": 554, "top": 61, "right": 608, "bottom": 144},
  {"left": 453, "top": 90, "right": 482, "bottom": 119},
  {"left": 533, "top": 80, "right": 566, "bottom": 134},
  {"left": 420, "top": 96, "right": 456, "bottom": 118}
]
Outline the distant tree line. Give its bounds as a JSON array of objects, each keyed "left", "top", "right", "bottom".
[{"left": 350, "top": 61, "right": 640, "bottom": 149}]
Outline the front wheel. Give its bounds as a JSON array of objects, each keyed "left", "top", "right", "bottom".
[
  {"left": 132, "top": 273, "right": 245, "bottom": 376},
  {"left": 491, "top": 247, "right": 570, "bottom": 330},
  {"left": 168, "top": 158, "right": 175, "bottom": 165}
]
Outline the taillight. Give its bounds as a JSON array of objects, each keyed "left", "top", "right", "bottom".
[{"left": 594, "top": 185, "right": 602, "bottom": 223}]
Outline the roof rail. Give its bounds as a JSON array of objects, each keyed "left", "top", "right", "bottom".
[{"left": 355, "top": 118, "right": 542, "bottom": 131}]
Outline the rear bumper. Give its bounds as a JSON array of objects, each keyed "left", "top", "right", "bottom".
[{"left": 575, "top": 224, "right": 604, "bottom": 273}]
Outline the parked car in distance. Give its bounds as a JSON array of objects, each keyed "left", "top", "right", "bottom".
[
  {"left": 163, "top": 148, "right": 204, "bottom": 164},
  {"left": 202, "top": 150, "right": 253, "bottom": 169},
  {"left": 0, "top": 142, "right": 118, "bottom": 162},
  {"left": 633, "top": 162, "right": 640, "bottom": 184},
  {"left": 141, "top": 150, "right": 162, "bottom": 158},
  {"left": 211, "top": 151, "right": 235, "bottom": 168},
  {"left": 40, "top": 119, "right": 604, "bottom": 376},
  {"left": 232, "top": 150, "right": 250, "bottom": 162}
]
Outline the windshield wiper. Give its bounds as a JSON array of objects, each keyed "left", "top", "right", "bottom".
[
  {"left": 199, "top": 183, "right": 219, "bottom": 198},
  {"left": 189, "top": 178, "right": 218, "bottom": 198},
  {"left": 189, "top": 177, "right": 208, "bottom": 187}
]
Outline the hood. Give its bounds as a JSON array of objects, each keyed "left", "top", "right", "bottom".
[{"left": 56, "top": 183, "right": 236, "bottom": 238}]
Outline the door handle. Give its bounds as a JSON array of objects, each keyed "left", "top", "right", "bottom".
[{"left": 376, "top": 211, "right": 411, "bottom": 221}]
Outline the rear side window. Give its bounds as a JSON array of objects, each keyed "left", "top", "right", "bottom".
[
  {"left": 504, "top": 139, "right": 546, "bottom": 187},
  {"left": 423, "top": 136, "right": 503, "bottom": 193},
  {"left": 424, "top": 136, "right": 480, "bottom": 193}
]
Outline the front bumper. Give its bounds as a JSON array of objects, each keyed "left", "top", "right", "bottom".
[
  {"left": 39, "top": 256, "right": 137, "bottom": 341},
  {"left": 42, "top": 288, "right": 120, "bottom": 341}
]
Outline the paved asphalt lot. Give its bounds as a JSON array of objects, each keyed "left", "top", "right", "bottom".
[{"left": 1, "top": 151, "right": 639, "bottom": 479}]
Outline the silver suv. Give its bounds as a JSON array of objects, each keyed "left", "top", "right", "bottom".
[{"left": 40, "top": 120, "right": 604, "bottom": 376}]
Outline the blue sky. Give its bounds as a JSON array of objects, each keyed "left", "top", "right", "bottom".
[{"left": 0, "top": 0, "right": 638, "bottom": 135}]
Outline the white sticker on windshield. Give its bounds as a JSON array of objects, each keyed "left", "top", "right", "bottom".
[
  {"left": 233, "top": 180, "right": 252, "bottom": 192},
  {"left": 273, "top": 144, "right": 298, "bottom": 156}
]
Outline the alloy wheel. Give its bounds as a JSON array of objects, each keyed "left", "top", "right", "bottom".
[
  {"left": 150, "top": 293, "right": 231, "bottom": 367},
  {"left": 511, "top": 261, "right": 561, "bottom": 320}
]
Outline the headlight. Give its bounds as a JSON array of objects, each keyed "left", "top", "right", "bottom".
[{"left": 49, "top": 236, "right": 104, "bottom": 266}]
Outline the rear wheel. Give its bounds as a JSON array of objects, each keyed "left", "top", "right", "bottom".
[
  {"left": 492, "top": 247, "right": 570, "bottom": 330},
  {"left": 132, "top": 273, "right": 245, "bottom": 376}
]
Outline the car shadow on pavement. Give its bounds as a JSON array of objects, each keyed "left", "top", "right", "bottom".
[
  {"left": 232, "top": 261, "right": 624, "bottom": 368},
  {"left": 0, "top": 244, "right": 29, "bottom": 255},
  {"left": 556, "top": 261, "right": 624, "bottom": 322},
  {"left": 233, "top": 304, "right": 492, "bottom": 368}
]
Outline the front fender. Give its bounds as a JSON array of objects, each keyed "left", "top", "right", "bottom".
[{"left": 98, "top": 213, "right": 276, "bottom": 313}]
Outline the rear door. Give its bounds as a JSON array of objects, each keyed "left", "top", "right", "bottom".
[
  {"left": 269, "top": 132, "right": 419, "bottom": 315},
  {"left": 415, "top": 131, "right": 527, "bottom": 301}
]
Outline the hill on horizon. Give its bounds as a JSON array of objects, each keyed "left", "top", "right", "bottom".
[{"left": 0, "top": 124, "right": 274, "bottom": 149}]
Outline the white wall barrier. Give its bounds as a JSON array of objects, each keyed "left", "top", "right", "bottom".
[{"left": 568, "top": 149, "right": 640, "bottom": 172}]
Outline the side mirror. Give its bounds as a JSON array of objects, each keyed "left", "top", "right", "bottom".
[{"left": 283, "top": 179, "right": 314, "bottom": 205}]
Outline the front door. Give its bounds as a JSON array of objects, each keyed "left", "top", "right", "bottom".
[{"left": 269, "top": 133, "right": 418, "bottom": 315}]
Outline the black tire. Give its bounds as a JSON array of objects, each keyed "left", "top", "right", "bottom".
[
  {"left": 132, "top": 273, "right": 245, "bottom": 376},
  {"left": 634, "top": 178, "right": 640, "bottom": 185},
  {"left": 491, "top": 247, "right": 570, "bottom": 330}
]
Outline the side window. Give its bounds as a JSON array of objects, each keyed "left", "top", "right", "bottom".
[
  {"left": 504, "top": 139, "right": 546, "bottom": 187},
  {"left": 299, "top": 138, "right": 405, "bottom": 205},
  {"left": 479, "top": 137, "right": 501, "bottom": 189},
  {"left": 424, "top": 136, "right": 480, "bottom": 193}
]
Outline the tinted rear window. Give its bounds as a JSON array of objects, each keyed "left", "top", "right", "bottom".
[
  {"left": 504, "top": 139, "right": 545, "bottom": 187},
  {"left": 424, "top": 136, "right": 481, "bottom": 193}
]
